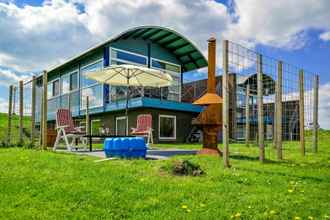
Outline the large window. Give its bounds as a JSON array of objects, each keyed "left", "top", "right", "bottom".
[
  {"left": 80, "top": 59, "right": 104, "bottom": 109},
  {"left": 151, "top": 58, "right": 181, "bottom": 102},
  {"left": 80, "top": 59, "right": 103, "bottom": 88},
  {"left": 152, "top": 59, "right": 181, "bottom": 73},
  {"left": 110, "top": 48, "right": 147, "bottom": 66},
  {"left": 81, "top": 84, "right": 103, "bottom": 109},
  {"left": 62, "top": 71, "right": 78, "bottom": 94},
  {"left": 109, "top": 48, "right": 147, "bottom": 102},
  {"left": 159, "top": 115, "right": 176, "bottom": 140},
  {"left": 47, "top": 78, "right": 60, "bottom": 99}
]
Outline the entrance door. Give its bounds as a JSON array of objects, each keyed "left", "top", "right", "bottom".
[{"left": 116, "top": 116, "right": 128, "bottom": 136}]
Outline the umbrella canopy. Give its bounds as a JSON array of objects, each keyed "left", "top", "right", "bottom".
[
  {"left": 85, "top": 64, "right": 173, "bottom": 88},
  {"left": 85, "top": 64, "right": 174, "bottom": 123}
]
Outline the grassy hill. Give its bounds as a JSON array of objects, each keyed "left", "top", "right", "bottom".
[{"left": 0, "top": 112, "right": 32, "bottom": 144}]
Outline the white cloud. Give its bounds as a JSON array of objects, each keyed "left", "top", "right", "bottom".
[
  {"left": 0, "top": 0, "right": 97, "bottom": 71},
  {"left": 0, "top": 66, "right": 33, "bottom": 86},
  {"left": 225, "top": 0, "right": 330, "bottom": 49},
  {"left": 320, "top": 31, "right": 330, "bottom": 41}
]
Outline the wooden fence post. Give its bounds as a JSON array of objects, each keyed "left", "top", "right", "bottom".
[
  {"left": 222, "top": 40, "right": 230, "bottom": 168},
  {"left": 245, "top": 84, "right": 250, "bottom": 146},
  {"left": 257, "top": 54, "right": 265, "bottom": 162},
  {"left": 31, "top": 76, "right": 36, "bottom": 144},
  {"left": 299, "top": 69, "right": 305, "bottom": 156},
  {"left": 276, "top": 61, "right": 283, "bottom": 160},
  {"left": 7, "top": 85, "right": 13, "bottom": 145},
  {"left": 312, "top": 74, "right": 319, "bottom": 153},
  {"left": 19, "top": 80, "right": 24, "bottom": 144},
  {"left": 42, "top": 70, "right": 48, "bottom": 149}
]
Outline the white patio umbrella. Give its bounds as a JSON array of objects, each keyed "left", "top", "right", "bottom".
[{"left": 86, "top": 64, "right": 173, "bottom": 116}]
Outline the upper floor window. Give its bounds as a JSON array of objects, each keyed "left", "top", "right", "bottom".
[
  {"left": 151, "top": 58, "right": 181, "bottom": 74},
  {"left": 80, "top": 59, "right": 103, "bottom": 88},
  {"left": 62, "top": 71, "right": 78, "bottom": 94},
  {"left": 47, "top": 79, "right": 60, "bottom": 99},
  {"left": 110, "top": 48, "right": 147, "bottom": 66}
]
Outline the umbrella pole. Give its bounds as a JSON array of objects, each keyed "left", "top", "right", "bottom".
[{"left": 126, "top": 75, "right": 129, "bottom": 135}]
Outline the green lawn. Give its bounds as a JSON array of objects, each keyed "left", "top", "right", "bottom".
[{"left": 0, "top": 132, "right": 330, "bottom": 220}]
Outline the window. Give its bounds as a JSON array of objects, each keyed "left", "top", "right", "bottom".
[
  {"left": 159, "top": 115, "right": 176, "bottom": 140},
  {"left": 47, "top": 79, "right": 60, "bottom": 99},
  {"left": 80, "top": 60, "right": 104, "bottom": 109},
  {"left": 81, "top": 84, "right": 103, "bottom": 109},
  {"left": 62, "top": 71, "right": 78, "bottom": 94},
  {"left": 116, "top": 116, "right": 128, "bottom": 136},
  {"left": 80, "top": 60, "right": 103, "bottom": 88},
  {"left": 151, "top": 58, "right": 181, "bottom": 102},
  {"left": 151, "top": 59, "right": 181, "bottom": 73},
  {"left": 70, "top": 72, "right": 78, "bottom": 90},
  {"left": 110, "top": 48, "right": 147, "bottom": 66}
]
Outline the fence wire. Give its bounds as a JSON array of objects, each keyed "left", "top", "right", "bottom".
[{"left": 227, "top": 40, "right": 316, "bottom": 149}]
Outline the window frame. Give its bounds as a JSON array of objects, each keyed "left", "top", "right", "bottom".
[
  {"left": 61, "top": 69, "right": 79, "bottom": 95},
  {"left": 158, "top": 114, "right": 176, "bottom": 140},
  {"left": 80, "top": 58, "right": 104, "bottom": 109},
  {"left": 80, "top": 58, "right": 104, "bottom": 89},
  {"left": 150, "top": 57, "right": 181, "bottom": 76},
  {"left": 47, "top": 77, "right": 61, "bottom": 100},
  {"left": 151, "top": 58, "right": 182, "bottom": 101},
  {"left": 115, "top": 116, "right": 128, "bottom": 136},
  {"left": 110, "top": 47, "right": 148, "bottom": 67}
]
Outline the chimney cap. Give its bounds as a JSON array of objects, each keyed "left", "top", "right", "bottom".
[{"left": 208, "top": 36, "right": 216, "bottom": 42}]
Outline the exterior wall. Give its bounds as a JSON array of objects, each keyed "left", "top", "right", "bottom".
[{"left": 69, "top": 108, "right": 199, "bottom": 144}]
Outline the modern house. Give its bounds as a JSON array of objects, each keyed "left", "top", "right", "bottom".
[
  {"left": 35, "top": 26, "right": 208, "bottom": 143},
  {"left": 34, "top": 25, "right": 300, "bottom": 144}
]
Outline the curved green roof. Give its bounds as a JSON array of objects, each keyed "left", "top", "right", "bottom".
[
  {"left": 113, "top": 26, "right": 208, "bottom": 72},
  {"left": 47, "top": 26, "right": 207, "bottom": 74}
]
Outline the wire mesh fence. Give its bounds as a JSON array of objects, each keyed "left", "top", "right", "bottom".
[
  {"left": 226, "top": 40, "right": 317, "bottom": 154},
  {"left": 0, "top": 77, "right": 41, "bottom": 147}
]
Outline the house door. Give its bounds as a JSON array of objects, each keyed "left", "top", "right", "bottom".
[{"left": 116, "top": 116, "right": 128, "bottom": 136}]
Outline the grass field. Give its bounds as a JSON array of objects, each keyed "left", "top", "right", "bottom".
[
  {"left": 0, "top": 113, "right": 32, "bottom": 145},
  {"left": 0, "top": 132, "right": 329, "bottom": 219}
]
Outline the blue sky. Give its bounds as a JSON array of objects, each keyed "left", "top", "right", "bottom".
[{"left": 0, "top": 0, "right": 329, "bottom": 127}]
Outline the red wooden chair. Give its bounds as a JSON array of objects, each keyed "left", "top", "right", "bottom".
[
  {"left": 53, "top": 109, "right": 86, "bottom": 151},
  {"left": 131, "top": 114, "right": 153, "bottom": 145}
]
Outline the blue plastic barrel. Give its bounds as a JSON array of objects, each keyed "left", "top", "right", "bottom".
[{"left": 104, "top": 137, "right": 147, "bottom": 158}]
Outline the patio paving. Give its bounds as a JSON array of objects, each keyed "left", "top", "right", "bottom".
[
  {"left": 56, "top": 148, "right": 197, "bottom": 160},
  {"left": 57, "top": 149, "right": 197, "bottom": 160}
]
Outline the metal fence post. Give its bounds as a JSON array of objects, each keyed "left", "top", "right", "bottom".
[
  {"left": 42, "top": 70, "right": 48, "bottom": 149},
  {"left": 19, "top": 80, "right": 24, "bottom": 144},
  {"left": 257, "top": 54, "right": 265, "bottom": 162},
  {"left": 222, "top": 40, "right": 230, "bottom": 168},
  {"left": 7, "top": 85, "right": 13, "bottom": 145},
  {"left": 245, "top": 84, "right": 250, "bottom": 146},
  {"left": 276, "top": 61, "right": 283, "bottom": 160},
  {"left": 31, "top": 76, "right": 36, "bottom": 145},
  {"left": 312, "top": 74, "right": 319, "bottom": 153},
  {"left": 299, "top": 69, "right": 305, "bottom": 156}
]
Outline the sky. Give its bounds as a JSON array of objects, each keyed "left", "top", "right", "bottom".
[{"left": 0, "top": 0, "right": 329, "bottom": 128}]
